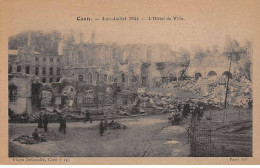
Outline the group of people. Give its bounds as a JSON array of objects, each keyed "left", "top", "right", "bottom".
[
  {"left": 35, "top": 108, "right": 111, "bottom": 138},
  {"left": 169, "top": 101, "right": 204, "bottom": 125},
  {"left": 37, "top": 110, "right": 67, "bottom": 135},
  {"left": 36, "top": 100, "right": 201, "bottom": 138}
]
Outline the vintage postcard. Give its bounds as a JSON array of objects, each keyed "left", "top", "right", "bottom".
[{"left": 0, "top": 0, "right": 260, "bottom": 165}]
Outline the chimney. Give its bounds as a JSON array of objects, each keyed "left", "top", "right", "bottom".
[
  {"left": 79, "top": 32, "right": 84, "bottom": 43},
  {"left": 58, "top": 36, "right": 65, "bottom": 55},
  {"left": 28, "top": 32, "right": 32, "bottom": 46},
  {"left": 146, "top": 47, "right": 152, "bottom": 63}
]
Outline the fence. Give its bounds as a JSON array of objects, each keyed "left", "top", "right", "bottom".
[{"left": 187, "top": 113, "right": 252, "bottom": 157}]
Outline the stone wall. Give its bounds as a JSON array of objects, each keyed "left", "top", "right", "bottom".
[{"left": 8, "top": 74, "right": 34, "bottom": 114}]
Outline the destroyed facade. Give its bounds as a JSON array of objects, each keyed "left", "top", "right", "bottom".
[{"left": 8, "top": 32, "right": 252, "bottom": 116}]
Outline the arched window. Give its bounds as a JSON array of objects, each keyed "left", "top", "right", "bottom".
[
  {"left": 208, "top": 71, "right": 217, "bottom": 77},
  {"left": 195, "top": 72, "right": 202, "bottom": 80},
  {"left": 222, "top": 71, "right": 232, "bottom": 78},
  {"left": 79, "top": 75, "right": 84, "bottom": 81}
]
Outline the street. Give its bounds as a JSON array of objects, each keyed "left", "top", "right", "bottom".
[{"left": 9, "top": 114, "right": 190, "bottom": 157}]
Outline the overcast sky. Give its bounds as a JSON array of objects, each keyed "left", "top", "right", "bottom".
[{"left": 4, "top": 0, "right": 258, "bottom": 51}]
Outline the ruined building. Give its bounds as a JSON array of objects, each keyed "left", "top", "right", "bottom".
[{"left": 8, "top": 33, "right": 64, "bottom": 83}]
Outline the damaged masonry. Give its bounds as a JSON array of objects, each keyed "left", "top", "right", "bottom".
[{"left": 8, "top": 31, "right": 252, "bottom": 157}]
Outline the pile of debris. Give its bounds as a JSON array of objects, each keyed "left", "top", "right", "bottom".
[
  {"left": 9, "top": 112, "right": 29, "bottom": 123},
  {"left": 108, "top": 120, "right": 127, "bottom": 129},
  {"left": 174, "top": 76, "right": 252, "bottom": 108},
  {"left": 29, "top": 108, "right": 60, "bottom": 123},
  {"left": 13, "top": 135, "right": 46, "bottom": 144},
  {"left": 29, "top": 107, "right": 87, "bottom": 122},
  {"left": 125, "top": 92, "right": 195, "bottom": 116}
]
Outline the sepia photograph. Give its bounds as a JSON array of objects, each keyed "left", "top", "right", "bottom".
[
  {"left": 7, "top": 29, "right": 253, "bottom": 157},
  {"left": 1, "top": 0, "right": 260, "bottom": 165}
]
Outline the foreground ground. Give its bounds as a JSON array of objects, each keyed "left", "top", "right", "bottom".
[
  {"left": 9, "top": 107, "right": 252, "bottom": 157},
  {"left": 9, "top": 114, "right": 190, "bottom": 157}
]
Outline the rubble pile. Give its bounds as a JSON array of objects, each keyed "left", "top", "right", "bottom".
[
  {"left": 175, "top": 76, "right": 252, "bottom": 108},
  {"left": 126, "top": 93, "right": 185, "bottom": 115},
  {"left": 108, "top": 120, "right": 127, "bottom": 129},
  {"left": 13, "top": 135, "right": 46, "bottom": 144},
  {"left": 29, "top": 110, "right": 59, "bottom": 123},
  {"left": 28, "top": 107, "right": 87, "bottom": 122},
  {"left": 9, "top": 112, "right": 29, "bottom": 123}
]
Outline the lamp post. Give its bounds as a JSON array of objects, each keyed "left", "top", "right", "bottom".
[
  {"left": 224, "top": 55, "right": 232, "bottom": 109},
  {"left": 223, "top": 48, "right": 245, "bottom": 109}
]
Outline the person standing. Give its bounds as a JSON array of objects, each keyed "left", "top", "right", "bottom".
[
  {"left": 248, "top": 99, "right": 252, "bottom": 109},
  {"left": 182, "top": 103, "right": 190, "bottom": 118},
  {"left": 84, "top": 110, "right": 92, "bottom": 123},
  {"left": 38, "top": 114, "right": 43, "bottom": 128},
  {"left": 99, "top": 119, "right": 105, "bottom": 136},
  {"left": 32, "top": 128, "right": 39, "bottom": 140},
  {"left": 103, "top": 115, "right": 108, "bottom": 130},
  {"left": 194, "top": 105, "right": 201, "bottom": 121},
  {"left": 43, "top": 113, "right": 48, "bottom": 132},
  {"left": 59, "top": 115, "right": 67, "bottom": 134}
]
